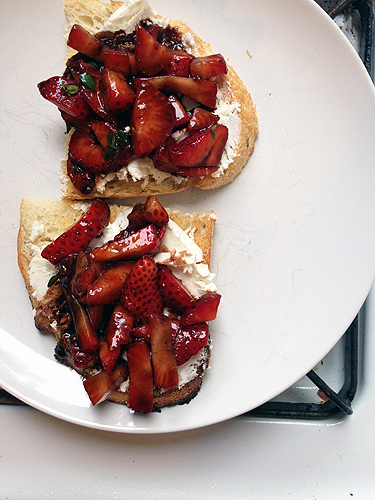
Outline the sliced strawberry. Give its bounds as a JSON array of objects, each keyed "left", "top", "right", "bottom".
[
  {"left": 135, "top": 76, "right": 217, "bottom": 109},
  {"left": 65, "top": 293, "right": 100, "bottom": 352},
  {"left": 168, "top": 95, "right": 190, "bottom": 129},
  {"left": 130, "top": 81, "right": 176, "bottom": 157},
  {"left": 134, "top": 25, "right": 172, "bottom": 76},
  {"left": 157, "top": 265, "right": 194, "bottom": 313},
  {"left": 99, "top": 338, "right": 122, "bottom": 373},
  {"left": 66, "top": 157, "right": 96, "bottom": 195},
  {"left": 86, "top": 304, "right": 105, "bottom": 331},
  {"left": 169, "top": 128, "right": 215, "bottom": 168},
  {"left": 190, "top": 53, "right": 227, "bottom": 79},
  {"left": 173, "top": 322, "right": 209, "bottom": 366},
  {"left": 152, "top": 136, "right": 179, "bottom": 174},
  {"left": 67, "top": 24, "right": 103, "bottom": 61},
  {"left": 126, "top": 196, "right": 169, "bottom": 233},
  {"left": 41, "top": 199, "right": 110, "bottom": 265},
  {"left": 89, "top": 224, "right": 162, "bottom": 263},
  {"left": 105, "top": 303, "right": 135, "bottom": 349},
  {"left": 37, "top": 76, "right": 92, "bottom": 120},
  {"left": 69, "top": 251, "right": 104, "bottom": 301},
  {"left": 199, "top": 124, "right": 228, "bottom": 167},
  {"left": 175, "top": 165, "right": 219, "bottom": 177},
  {"left": 70, "top": 59, "right": 102, "bottom": 89},
  {"left": 55, "top": 332, "right": 99, "bottom": 372},
  {"left": 100, "top": 68, "right": 135, "bottom": 113},
  {"left": 148, "top": 312, "right": 178, "bottom": 389},
  {"left": 127, "top": 340, "right": 154, "bottom": 413},
  {"left": 90, "top": 120, "right": 117, "bottom": 149},
  {"left": 83, "top": 360, "right": 128, "bottom": 406},
  {"left": 128, "top": 52, "right": 138, "bottom": 76},
  {"left": 81, "top": 89, "right": 117, "bottom": 124},
  {"left": 86, "top": 261, "right": 134, "bottom": 305},
  {"left": 121, "top": 255, "right": 163, "bottom": 316},
  {"left": 69, "top": 129, "right": 121, "bottom": 173},
  {"left": 61, "top": 110, "right": 91, "bottom": 133},
  {"left": 164, "top": 50, "right": 194, "bottom": 77},
  {"left": 102, "top": 47, "right": 130, "bottom": 79},
  {"left": 180, "top": 292, "right": 221, "bottom": 325},
  {"left": 133, "top": 323, "right": 151, "bottom": 343},
  {"left": 187, "top": 108, "right": 219, "bottom": 132}
]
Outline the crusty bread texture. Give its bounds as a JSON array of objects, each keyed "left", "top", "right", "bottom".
[
  {"left": 60, "top": 0, "right": 259, "bottom": 199},
  {"left": 17, "top": 197, "right": 217, "bottom": 409}
]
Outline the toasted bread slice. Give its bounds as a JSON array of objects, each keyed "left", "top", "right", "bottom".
[
  {"left": 17, "top": 197, "right": 217, "bottom": 409},
  {"left": 58, "top": 0, "right": 258, "bottom": 199}
]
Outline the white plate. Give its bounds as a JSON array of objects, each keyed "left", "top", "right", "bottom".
[{"left": 1, "top": 0, "right": 375, "bottom": 434}]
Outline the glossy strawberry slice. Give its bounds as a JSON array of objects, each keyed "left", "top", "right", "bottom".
[
  {"left": 175, "top": 165, "right": 219, "bottom": 177},
  {"left": 141, "top": 195, "right": 169, "bottom": 228},
  {"left": 173, "top": 322, "right": 209, "bottom": 366},
  {"left": 55, "top": 332, "right": 99, "bottom": 372},
  {"left": 61, "top": 110, "right": 91, "bottom": 133},
  {"left": 41, "top": 199, "right": 110, "bottom": 265},
  {"left": 90, "top": 224, "right": 162, "bottom": 263},
  {"left": 164, "top": 50, "right": 194, "bottom": 77},
  {"left": 102, "top": 47, "right": 130, "bottom": 78},
  {"left": 83, "top": 360, "right": 128, "bottom": 406},
  {"left": 168, "top": 95, "right": 190, "bottom": 129},
  {"left": 86, "top": 304, "right": 105, "bottom": 331},
  {"left": 81, "top": 89, "right": 117, "bottom": 124},
  {"left": 135, "top": 76, "right": 217, "bottom": 109},
  {"left": 69, "top": 129, "right": 121, "bottom": 173},
  {"left": 90, "top": 120, "right": 117, "bottom": 149},
  {"left": 157, "top": 265, "right": 194, "bottom": 312},
  {"left": 66, "top": 157, "right": 95, "bottom": 195},
  {"left": 69, "top": 251, "right": 104, "bottom": 302},
  {"left": 105, "top": 303, "right": 135, "bottom": 349},
  {"left": 38, "top": 76, "right": 92, "bottom": 120},
  {"left": 100, "top": 68, "right": 135, "bottom": 113},
  {"left": 187, "top": 108, "right": 219, "bottom": 132},
  {"left": 199, "top": 124, "right": 228, "bottom": 167},
  {"left": 134, "top": 25, "right": 172, "bottom": 76},
  {"left": 169, "top": 128, "right": 215, "bottom": 168},
  {"left": 180, "top": 292, "right": 221, "bottom": 325},
  {"left": 190, "top": 53, "right": 227, "bottom": 79},
  {"left": 122, "top": 255, "right": 163, "bottom": 316},
  {"left": 152, "top": 136, "right": 179, "bottom": 174},
  {"left": 70, "top": 59, "right": 102, "bottom": 89},
  {"left": 133, "top": 323, "right": 151, "bottom": 343},
  {"left": 86, "top": 261, "right": 134, "bottom": 305},
  {"left": 99, "top": 338, "right": 122, "bottom": 374},
  {"left": 130, "top": 81, "right": 176, "bottom": 157},
  {"left": 65, "top": 293, "right": 100, "bottom": 352},
  {"left": 127, "top": 340, "right": 154, "bottom": 413},
  {"left": 67, "top": 24, "right": 103, "bottom": 61},
  {"left": 148, "top": 312, "right": 178, "bottom": 389}
]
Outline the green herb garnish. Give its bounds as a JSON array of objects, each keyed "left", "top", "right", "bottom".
[{"left": 79, "top": 73, "right": 95, "bottom": 90}]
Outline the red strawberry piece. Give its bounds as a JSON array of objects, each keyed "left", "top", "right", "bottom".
[
  {"left": 105, "top": 303, "right": 135, "bottom": 349},
  {"left": 41, "top": 199, "right": 110, "bottom": 265},
  {"left": 90, "top": 224, "right": 162, "bottom": 263},
  {"left": 100, "top": 68, "right": 135, "bottom": 113},
  {"left": 146, "top": 25, "right": 159, "bottom": 39},
  {"left": 127, "top": 340, "right": 154, "bottom": 413},
  {"left": 99, "top": 338, "right": 122, "bottom": 374},
  {"left": 164, "top": 50, "right": 194, "bottom": 77},
  {"left": 60, "top": 110, "right": 91, "bottom": 133},
  {"left": 55, "top": 332, "right": 99, "bottom": 372},
  {"left": 81, "top": 89, "right": 118, "bottom": 124},
  {"left": 148, "top": 312, "right": 178, "bottom": 389},
  {"left": 90, "top": 120, "right": 118, "bottom": 149},
  {"left": 175, "top": 165, "right": 219, "bottom": 177},
  {"left": 152, "top": 136, "right": 179, "bottom": 174},
  {"left": 190, "top": 53, "right": 227, "bottom": 79},
  {"left": 141, "top": 195, "right": 169, "bottom": 228},
  {"left": 187, "top": 108, "right": 219, "bottom": 132},
  {"left": 83, "top": 360, "right": 128, "bottom": 406},
  {"left": 130, "top": 81, "right": 176, "bottom": 157},
  {"left": 69, "top": 129, "right": 122, "bottom": 173},
  {"left": 169, "top": 128, "right": 215, "bottom": 168},
  {"left": 121, "top": 255, "right": 163, "bottom": 316},
  {"left": 157, "top": 265, "right": 194, "bottom": 313},
  {"left": 37, "top": 76, "right": 92, "bottom": 120},
  {"left": 86, "top": 304, "right": 105, "bottom": 331},
  {"left": 66, "top": 157, "right": 96, "bottom": 195},
  {"left": 65, "top": 293, "right": 100, "bottom": 352},
  {"left": 173, "top": 322, "right": 209, "bottom": 366},
  {"left": 199, "top": 124, "right": 228, "bottom": 167},
  {"left": 168, "top": 95, "right": 190, "bottom": 129},
  {"left": 133, "top": 323, "right": 151, "bottom": 343},
  {"left": 135, "top": 76, "right": 217, "bottom": 109},
  {"left": 102, "top": 47, "right": 130, "bottom": 79},
  {"left": 134, "top": 25, "right": 172, "bottom": 76},
  {"left": 180, "top": 292, "right": 221, "bottom": 325},
  {"left": 67, "top": 24, "right": 103, "bottom": 61},
  {"left": 86, "top": 261, "right": 134, "bottom": 305},
  {"left": 69, "top": 251, "right": 104, "bottom": 302},
  {"left": 128, "top": 52, "right": 138, "bottom": 76},
  {"left": 70, "top": 59, "right": 102, "bottom": 89}
]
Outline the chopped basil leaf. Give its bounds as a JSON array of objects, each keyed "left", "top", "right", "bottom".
[
  {"left": 211, "top": 124, "right": 217, "bottom": 139},
  {"left": 104, "top": 147, "right": 117, "bottom": 161},
  {"left": 47, "top": 275, "right": 58, "bottom": 287},
  {"left": 79, "top": 73, "right": 96, "bottom": 90},
  {"left": 107, "top": 130, "right": 116, "bottom": 149},
  {"left": 61, "top": 81, "right": 79, "bottom": 96}
]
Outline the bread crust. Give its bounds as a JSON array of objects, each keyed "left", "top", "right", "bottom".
[
  {"left": 60, "top": 0, "right": 258, "bottom": 199},
  {"left": 17, "top": 197, "right": 216, "bottom": 410}
]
